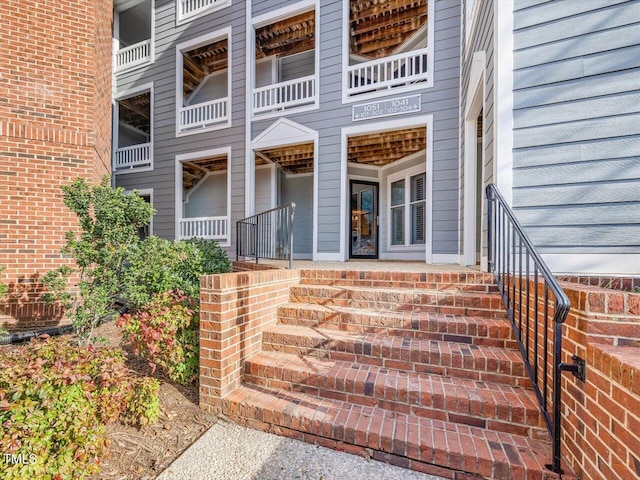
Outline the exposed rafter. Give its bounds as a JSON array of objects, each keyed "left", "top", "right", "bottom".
[
  {"left": 256, "top": 143, "right": 314, "bottom": 174},
  {"left": 182, "top": 39, "right": 228, "bottom": 98},
  {"left": 350, "top": 0, "right": 428, "bottom": 59},
  {"left": 118, "top": 92, "right": 150, "bottom": 134},
  {"left": 182, "top": 154, "right": 228, "bottom": 191},
  {"left": 255, "top": 10, "right": 315, "bottom": 58},
  {"left": 348, "top": 127, "right": 426, "bottom": 166}
]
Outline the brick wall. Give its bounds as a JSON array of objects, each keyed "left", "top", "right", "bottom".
[
  {"left": 232, "top": 261, "right": 282, "bottom": 272},
  {"left": 199, "top": 269, "right": 301, "bottom": 412},
  {"left": 0, "top": 0, "right": 113, "bottom": 329},
  {"left": 561, "top": 285, "right": 640, "bottom": 480}
]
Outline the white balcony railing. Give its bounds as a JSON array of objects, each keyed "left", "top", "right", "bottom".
[
  {"left": 179, "top": 98, "right": 228, "bottom": 132},
  {"left": 253, "top": 75, "right": 316, "bottom": 115},
  {"left": 114, "top": 143, "right": 151, "bottom": 172},
  {"left": 115, "top": 40, "right": 151, "bottom": 72},
  {"left": 179, "top": 0, "right": 228, "bottom": 22},
  {"left": 347, "top": 47, "right": 429, "bottom": 97},
  {"left": 179, "top": 216, "right": 228, "bottom": 240}
]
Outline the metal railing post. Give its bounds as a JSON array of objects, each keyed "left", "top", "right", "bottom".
[
  {"left": 485, "top": 183, "right": 574, "bottom": 474},
  {"left": 234, "top": 203, "right": 296, "bottom": 268}
]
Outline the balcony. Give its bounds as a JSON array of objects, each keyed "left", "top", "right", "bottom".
[
  {"left": 115, "top": 39, "right": 151, "bottom": 73},
  {"left": 179, "top": 97, "right": 228, "bottom": 132},
  {"left": 347, "top": 48, "right": 429, "bottom": 98},
  {"left": 178, "top": 0, "right": 228, "bottom": 23},
  {"left": 114, "top": 143, "right": 151, "bottom": 172},
  {"left": 253, "top": 75, "right": 316, "bottom": 116},
  {"left": 178, "top": 216, "right": 228, "bottom": 241}
]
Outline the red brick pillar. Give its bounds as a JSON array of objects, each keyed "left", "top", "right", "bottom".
[{"left": 199, "top": 269, "right": 301, "bottom": 413}]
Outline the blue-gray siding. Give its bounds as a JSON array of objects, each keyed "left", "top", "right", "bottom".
[
  {"left": 115, "top": 0, "right": 247, "bottom": 250},
  {"left": 251, "top": 0, "right": 461, "bottom": 256},
  {"left": 512, "top": 0, "right": 640, "bottom": 253},
  {"left": 115, "top": 0, "right": 461, "bottom": 258}
]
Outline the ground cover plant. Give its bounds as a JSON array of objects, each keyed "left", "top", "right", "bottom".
[{"left": 0, "top": 337, "right": 160, "bottom": 480}]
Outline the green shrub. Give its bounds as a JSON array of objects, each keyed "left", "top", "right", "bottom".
[
  {"left": 0, "top": 338, "right": 160, "bottom": 480},
  {"left": 123, "top": 237, "right": 231, "bottom": 311},
  {"left": 122, "top": 236, "right": 202, "bottom": 310},
  {"left": 117, "top": 290, "right": 199, "bottom": 385},
  {"left": 185, "top": 237, "right": 231, "bottom": 276},
  {"left": 41, "top": 178, "right": 154, "bottom": 345}
]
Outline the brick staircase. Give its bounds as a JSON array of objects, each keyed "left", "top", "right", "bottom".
[{"left": 217, "top": 270, "right": 566, "bottom": 479}]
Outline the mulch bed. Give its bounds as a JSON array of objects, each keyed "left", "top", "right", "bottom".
[
  {"left": 1, "top": 321, "right": 217, "bottom": 480},
  {"left": 90, "top": 320, "right": 217, "bottom": 480}
]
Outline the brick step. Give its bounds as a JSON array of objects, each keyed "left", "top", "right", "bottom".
[
  {"left": 299, "top": 269, "right": 500, "bottom": 293},
  {"left": 261, "top": 325, "right": 531, "bottom": 387},
  {"left": 277, "top": 303, "right": 516, "bottom": 348},
  {"left": 244, "top": 351, "right": 546, "bottom": 439},
  {"left": 221, "top": 385, "right": 562, "bottom": 480},
  {"left": 289, "top": 284, "right": 506, "bottom": 318}
]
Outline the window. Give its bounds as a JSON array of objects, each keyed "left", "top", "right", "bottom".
[
  {"left": 390, "top": 180, "right": 405, "bottom": 246},
  {"left": 114, "top": 85, "right": 153, "bottom": 174},
  {"left": 389, "top": 172, "right": 426, "bottom": 247},
  {"left": 114, "top": 0, "right": 154, "bottom": 74},
  {"left": 176, "top": 28, "right": 231, "bottom": 136},
  {"left": 252, "top": 1, "right": 318, "bottom": 117}
]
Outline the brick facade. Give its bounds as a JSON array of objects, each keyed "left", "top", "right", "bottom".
[
  {"left": 0, "top": 0, "right": 113, "bottom": 329},
  {"left": 561, "top": 285, "right": 640, "bottom": 480}
]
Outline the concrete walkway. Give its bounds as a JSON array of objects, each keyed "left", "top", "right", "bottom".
[{"left": 157, "top": 418, "right": 445, "bottom": 480}]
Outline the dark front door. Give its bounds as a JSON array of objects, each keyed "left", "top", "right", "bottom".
[{"left": 350, "top": 180, "right": 379, "bottom": 259}]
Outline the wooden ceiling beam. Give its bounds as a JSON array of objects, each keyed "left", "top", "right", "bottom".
[
  {"left": 351, "top": 0, "right": 424, "bottom": 21},
  {"left": 351, "top": 5, "right": 425, "bottom": 36}
]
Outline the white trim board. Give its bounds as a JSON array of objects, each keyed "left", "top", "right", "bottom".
[
  {"left": 493, "top": 0, "right": 514, "bottom": 205},
  {"left": 125, "top": 188, "right": 154, "bottom": 236},
  {"left": 543, "top": 254, "right": 640, "bottom": 276},
  {"left": 341, "top": 0, "right": 434, "bottom": 104},
  {"left": 250, "top": 0, "right": 320, "bottom": 120},
  {"left": 113, "top": 82, "right": 154, "bottom": 175},
  {"left": 462, "top": 51, "right": 486, "bottom": 267},
  {"left": 340, "top": 115, "right": 434, "bottom": 263},
  {"left": 250, "top": 118, "right": 319, "bottom": 261}
]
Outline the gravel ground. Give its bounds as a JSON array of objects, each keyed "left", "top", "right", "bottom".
[{"left": 156, "top": 418, "right": 444, "bottom": 480}]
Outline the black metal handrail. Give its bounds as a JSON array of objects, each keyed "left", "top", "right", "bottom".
[
  {"left": 236, "top": 203, "right": 295, "bottom": 269},
  {"left": 486, "top": 184, "right": 571, "bottom": 474}
]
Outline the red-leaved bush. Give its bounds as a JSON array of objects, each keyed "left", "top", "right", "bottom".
[{"left": 117, "top": 290, "right": 199, "bottom": 385}]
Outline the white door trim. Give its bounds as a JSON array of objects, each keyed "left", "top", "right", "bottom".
[
  {"left": 463, "top": 51, "right": 486, "bottom": 267},
  {"left": 340, "top": 115, "right": 434, "bottom": 263},
  {"left": 250, "top": 120, "right": 319, "bottom": 260}
]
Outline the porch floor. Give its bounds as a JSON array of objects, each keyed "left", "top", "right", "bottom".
[{"left": 260, "top": 259, "right": 481, "bottom": 273}]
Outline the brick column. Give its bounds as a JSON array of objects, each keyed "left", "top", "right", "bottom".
[{"left": 199, "top": 269, "right": 301, "bottom": 413}]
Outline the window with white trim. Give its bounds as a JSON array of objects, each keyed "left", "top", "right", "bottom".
[
  {"left": 389, "top": 172, "right": 426, "bottom": 247},
  {"left": 252, "top": 2, "right": 318, "bottom": 117},
  {"left": 114, "top": 86, "right": 153, "bottom": 174},
  {"left": 114, "top": 0, "right": 154, "bottom": 74},
  {"left": 176, "top": 28, "right": 231, "bottom": 136}
]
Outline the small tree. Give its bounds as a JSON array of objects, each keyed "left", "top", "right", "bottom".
[{"left": 42, "top": 177, "right": 154, "bottom": 345}]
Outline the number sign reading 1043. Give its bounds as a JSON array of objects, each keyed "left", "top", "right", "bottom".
[{"left": 352, "top": 95, "right": 421, "bottom": 121}]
